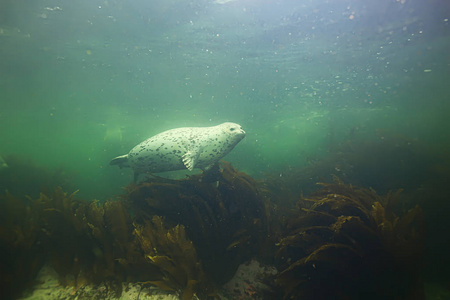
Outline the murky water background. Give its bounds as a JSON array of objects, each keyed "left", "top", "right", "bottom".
[{"left": 1, "top": 0, "right": 449, "bottom": 292}]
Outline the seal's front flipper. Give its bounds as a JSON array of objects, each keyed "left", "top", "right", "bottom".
[{"left": 182, "top": 149, "right": 200, "bottom": 171}]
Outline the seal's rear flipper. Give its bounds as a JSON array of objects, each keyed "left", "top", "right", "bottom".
[{"left": 110, "top": 154, "right": 130, "bottom": 168}]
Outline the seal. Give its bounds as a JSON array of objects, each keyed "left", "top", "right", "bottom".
[{"left": 110, "top": 122, "right": 245, "bottom": 179}]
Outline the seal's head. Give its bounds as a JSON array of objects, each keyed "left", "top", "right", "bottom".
[{"left": 220, "top": 122, "right": 246, "bottom": 140}]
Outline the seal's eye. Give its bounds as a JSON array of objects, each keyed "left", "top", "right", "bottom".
[{"left": 230, "top": 127, "right": 235, "bottom": 131}]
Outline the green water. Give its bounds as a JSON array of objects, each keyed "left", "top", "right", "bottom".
[
  {"left": 1, "top": 0, "right": 450, "bottom": 294},
  {"left": 0, "top": 1, "right": 449, "bottom": 195}
]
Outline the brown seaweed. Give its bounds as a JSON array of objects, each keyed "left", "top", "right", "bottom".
[
  {"left": 1, "top": 161, "right": 268, "bottom": 299},
  {"left": 134, "top": 215, "right": 214, "bottom": 299},
  {"left": 0, "top": 160, "right": 427, "bottom": 300},
  {"left": 126, "top": 161, "right": 269, "bottom": 284},
  {"left": 0, "top": 192, "right": 45, "bottom": 299},
  {"left": 273, "top": 181, "right": 425, "bottom": 300}
]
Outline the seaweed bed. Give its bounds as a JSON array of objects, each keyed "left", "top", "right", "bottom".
[{"left": 0, "top": 160, "right": 427, "bottom": 299}]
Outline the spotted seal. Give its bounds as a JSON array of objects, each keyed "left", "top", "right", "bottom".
[{"left": 110, "top": 122, "right": 245, "bottom": 179}]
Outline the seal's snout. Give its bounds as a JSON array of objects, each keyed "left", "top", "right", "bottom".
[
  {"left": 236, "top": 124, "right": 246, "bottom": 138},
  {"left": 233, "top": 125, "right": 245, "bottom": 137}
]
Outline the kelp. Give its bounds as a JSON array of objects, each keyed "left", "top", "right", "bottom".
[
  {"left": 1, "top": 188, "right": 187, "bottom": 299},
  {"left": 0, "top": 161, "right": 427, "bottom": 300},
  {"left": 273, "top": 181, "right": 425, "bottom": 300},
  {"left": 27, "top": 188, "right": 131, "bottom": 294},
  {"left": 0, "top": 191, "right": 45, "bottom": 299},
  {"left": 134, "top": 215, "right": 213, "bottom": 300},
  {"left": 1, "top": 161, "right": 269, "bottom": 299},
  {"left": 126, "top": 161, "right": 269, "bottom": 284}
]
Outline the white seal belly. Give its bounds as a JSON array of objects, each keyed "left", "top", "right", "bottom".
[{"left": 110, "top": 122, "right": 245, "bottom": 179}]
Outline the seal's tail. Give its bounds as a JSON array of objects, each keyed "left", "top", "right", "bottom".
[{"left": 110, "top": 154, "right": 130, "bottom": 168}]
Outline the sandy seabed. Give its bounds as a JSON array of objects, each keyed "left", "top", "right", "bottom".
[{"left": 18, "top": 260, "right": 277, "bottom": 300}]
